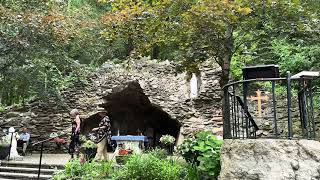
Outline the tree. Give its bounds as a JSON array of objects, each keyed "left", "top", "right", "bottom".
[
  {"left": 0, "top": 0, "right": 110, "bottom": 106},
  {"left": 101, "top": 0, "right": 319, "bottom": 87}
]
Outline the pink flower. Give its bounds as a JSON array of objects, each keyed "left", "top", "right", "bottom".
[{"left": 80, "top": 156, "right": 86, "bottom": 165}]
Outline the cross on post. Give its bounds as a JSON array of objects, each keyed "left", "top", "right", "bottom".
[{"left": 249, "top": 89, "right": 269, "bottom": 117}]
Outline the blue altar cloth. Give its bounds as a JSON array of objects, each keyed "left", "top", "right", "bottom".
[{"left": 111, "top": 135, "right": 148, "bottom": 142}]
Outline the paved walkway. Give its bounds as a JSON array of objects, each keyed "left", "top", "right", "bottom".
[
  {"left": 3, "top": 153, "right": 117, "bottom": 165},
  {"left": 1, "top": 154, "right": 70, "bottom": 165}
]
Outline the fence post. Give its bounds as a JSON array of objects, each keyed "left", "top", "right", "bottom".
[
  {"left": 223, "top": 87, "right": 231, "bottom": 139},
  {"left": 37, "top": 142, "right": 44, "bottom": 180},
  {"left": 287, "top": 71, "right": 293, "bottom": 139},
  {"left": 272, "top": 81, "right": 278, "bottom": 138},
  {"left": 7, "top": 132, "right": 13, "bottom": 161}
]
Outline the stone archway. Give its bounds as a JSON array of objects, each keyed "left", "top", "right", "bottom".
[{"left": 82, "top": 81, "right": 181, "bottom": 147}]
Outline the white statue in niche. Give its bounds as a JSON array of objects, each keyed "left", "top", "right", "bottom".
[
  {"left": 6, "top": 127, "right": 22, "bottom": 160},
  {"left": 190, "top": 73, "right": 199, "bottom": 98}
]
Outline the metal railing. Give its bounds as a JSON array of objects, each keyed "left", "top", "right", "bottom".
[
  {"left": 226, "top": 92, "right": 259, "bottom": 139},
  {"left": 31, "top": 133, "right": 68, "bottom": 180},
  {"left": 4, "top": 132, "right": 68, "bottom": 179},
  {"left": 223, "top": 72, "right": 317, "bottom": 140}
]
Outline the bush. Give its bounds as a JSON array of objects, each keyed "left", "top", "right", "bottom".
[
  {"left": 160, "top": 135, "right": 176, "bottom": 145},
  {"left": 146, "top": 148, "right": 168, "bottom": 159},
  {"left": 177, "top": 131, "right": 223, "bottom": 179},
  {"left": 52, "top": 159, "right": 112, "bottom": 180},
  {"left": 113, "top": 153, "right": 184, "bottom": 180},
  {"left": 184, "top": 164, "right": 201, "bottom": 180}
]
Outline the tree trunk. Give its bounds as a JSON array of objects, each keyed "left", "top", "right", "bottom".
[
  {"left": 220, "top": 23, "right": 234, "bottom": 138},
  {"left": 151, "top": 44, "right": 160, "bottom": 59},
  {"left": 125, "top": 37, "right": 134, "bottom": 56},
  {"left": 219, "top": 23, "right": 233, "bottom": 88}
]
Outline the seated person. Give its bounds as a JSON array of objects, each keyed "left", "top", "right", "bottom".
[{"left": 17, "top": 127, "right": 30, "bottom": 156}]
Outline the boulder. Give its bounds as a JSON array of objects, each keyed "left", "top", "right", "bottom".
[{"left": 219, "top": 139, "right": 320, "bottom": 180}]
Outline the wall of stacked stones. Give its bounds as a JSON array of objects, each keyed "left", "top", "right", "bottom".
[{"left": 0, "top": 59, "right": 223, "bottom": 151}]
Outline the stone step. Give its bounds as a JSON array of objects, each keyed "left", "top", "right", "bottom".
[
  {"left": 0, "top": 172, "right": 52, "bottom": 180},
  {"left": 0, "top": 161, "right": 64, "bottom": 169},
  {"left": 0, "top": 166, "right": 58, "bottom": 175}
]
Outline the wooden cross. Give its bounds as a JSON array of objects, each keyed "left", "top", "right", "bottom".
[{"left": 249, "top": 89, "right": 269, "bottom": 117}]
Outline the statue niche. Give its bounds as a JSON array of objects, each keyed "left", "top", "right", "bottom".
[{"left": 81, "top": 81, "right": 181, "bottom": 148}]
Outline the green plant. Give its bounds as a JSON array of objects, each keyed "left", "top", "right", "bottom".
[
  {"left": 79, "top": 135, "right": 87, "bottom": 143},
  {"left": 147, "top": 148, "right": 168, "bottom": 159},
  {"left": 160, "top": 135, "right": 176, "bottom": 145},
  {"left": 0, "top": 106, "right": 5, "bottom": 113},
  {"left": 113, "top": 153, "right": 184, "bottom": 180},
  {"left": 81, "top": 140, "right": 97, "bottom": 149},
  {"left": 184, "top": 164, "right": 201, "bottom": 180},
  {"left": 52, "top": 159, "right": 113, "bottom": 180},
  {"left": 177, "top": 131, "right": 223, "bottom": 179},
  {"left": 0, "top": 136, "right": 10, "bottom": 146}
]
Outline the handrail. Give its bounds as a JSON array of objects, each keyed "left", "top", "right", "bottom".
[
  {"left": 235, "top": 96, "right": 259, "bottom": 131},
  {"left": 226, "top": 92, "right": 259, "bottom": 138},
  {"left": 31, "top": 137, "right": 55, "bottom": 146},
  {"left": 30, "top": 132, "right": 69, "bottom": 180},
  {"left": 31, "top": 133, "right": 68, "bottom": 146}
]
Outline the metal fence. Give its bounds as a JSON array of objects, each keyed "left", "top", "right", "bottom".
[{"left": 223, "top": 72, "right": 317, "bottom": 140}]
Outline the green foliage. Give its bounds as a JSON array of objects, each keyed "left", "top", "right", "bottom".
[
  {"left": 81, "top": 139, "right": 97, "bottom": 149},
  {"left": 0, "top": 136, "right": 10, "bottom": 145},
  {"left": 0, "top": 0, "right": 112, "bottom": 107},
  {"left": 1, "top": 0, "right": 319, "bottom": 110},
  {"left": 178, "top": 131, "right": 223, "bottom": 179},
  {"left": 0, "top": 106, "right": 5, "bottom": 113},
  {"left": 160, "top": 135, "right": 176, "bottom": 145},
  {"left": 184, "top": 164, "right": 201, "bottom": 180},
  {"left": 113, "top": 153, "right": 184, "bottom": 180},
  {"left": 52, "top": 159, "right": 112, "bottom": 180},
  {"left": 146, "top": 147, "right": 168, "bottom": 160}
]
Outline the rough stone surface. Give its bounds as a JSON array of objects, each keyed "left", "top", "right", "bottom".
[
  {"left": 219, "top": 139, "right": 320, "bottom": 180},
  {"left": 0, "top": 59, "right": 222, "bottom": 151}
]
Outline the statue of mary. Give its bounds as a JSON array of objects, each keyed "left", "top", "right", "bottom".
[{"left": 6, "top": 127, "right": 22, "bottom": 160}]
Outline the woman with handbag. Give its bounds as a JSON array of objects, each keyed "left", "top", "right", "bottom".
[{"left": 91, "top": 107, "right": 111, "bottom": 161}]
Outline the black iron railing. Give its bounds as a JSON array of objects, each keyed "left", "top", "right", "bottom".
[
  {"left": 31, "top": 133, "right": 68, "bottom": 180},
  {"left": 225, "top": 92, "right": 259, "bottom": 139},
  {"left": 223, "top": 72, "right": 317, "bottom": 140}
]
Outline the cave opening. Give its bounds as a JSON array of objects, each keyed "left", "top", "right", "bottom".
[{"left": 83, "top": 81, "right": 181, "bottom": 147}]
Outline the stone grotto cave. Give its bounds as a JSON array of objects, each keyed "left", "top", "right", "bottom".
[{"left": 81, "top": 81, "right": 182, "bottom": 147}]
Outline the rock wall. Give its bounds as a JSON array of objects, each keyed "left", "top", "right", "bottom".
[
  {"left": 219, "top": 139, "right": 320, "bottom": 180},
  {"left": 0, "top": 59, "right": 222, "bottom": 151}
]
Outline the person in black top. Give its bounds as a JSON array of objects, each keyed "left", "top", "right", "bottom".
[
  {"left": 68, "top": 109, "right": 81, "bottom": 158},
  {"left": 91, "top": 107, "right": 111, "bottom": 161}
]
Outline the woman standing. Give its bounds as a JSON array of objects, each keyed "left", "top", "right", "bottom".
[
  {"left": 69, "top": 109, "right": 81, "bottom": 158},
  {"left": 91, "top": 108, "right": 111, "bottom": 161}
]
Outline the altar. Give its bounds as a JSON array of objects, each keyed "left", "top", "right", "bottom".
[{"left": 111, "top": 135, "right": 148, "bottom": 154}]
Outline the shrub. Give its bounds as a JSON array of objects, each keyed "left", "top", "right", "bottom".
[
  {"left": 177, "top": 131, "right": 223, "bottom": 179},
  {"left": 81, "top": 139, "right": 97, "bottom": 149},
  {"left": 52, "top": 159, "right": 112, "bottom": 180},
  {"left": 147, "top": 147, "right": 168, "bottom": 159},
  {"left": 113, "top": 153, "right": 184, "bottom": 180},
  {"left": 160, "top": 135, "right": 176, "bottom": 145},
  {"left": 184, "top": 164, "right": 201, "bottom": 180}
]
